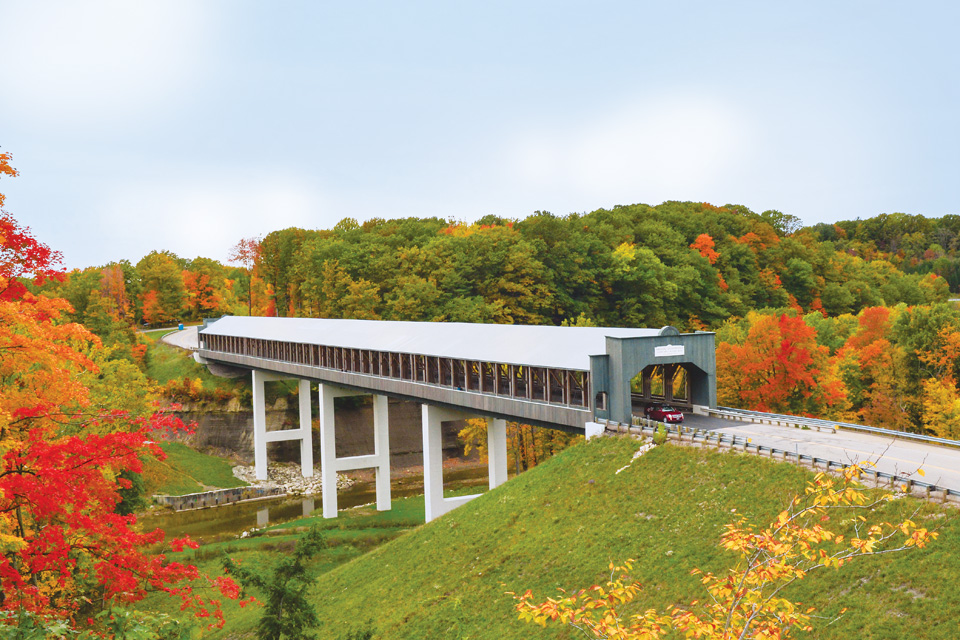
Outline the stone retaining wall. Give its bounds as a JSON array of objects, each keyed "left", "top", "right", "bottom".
[{"left": 154, "top": 486, "right": 286, "bottom": 511}]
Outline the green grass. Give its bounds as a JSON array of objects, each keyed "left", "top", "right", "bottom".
[
  {"left": 145, "top": 443, "right": 248, "bottom": 496},
  {"left": 144, "top": 337, "right": 240, "bottom": 392},
  {"left": 300, "top": 438, "right": 959, "bottom": 640},
  {"left": 136, "top": 439, "right": 960, "bottom": 639},
  {"left": 137, "top": 493, "right": 434, "bottom": 635}
]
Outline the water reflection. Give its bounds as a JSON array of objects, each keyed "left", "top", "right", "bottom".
[{"left": 140, "top": 465, "right": 490, "bottom": 543}]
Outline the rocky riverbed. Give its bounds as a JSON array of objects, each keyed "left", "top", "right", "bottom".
[{"left": 232, "top": 462, "right": 354, "bottom": 495}]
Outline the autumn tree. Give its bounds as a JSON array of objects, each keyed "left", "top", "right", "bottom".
[
  {"left": 516, "top": 463, "right": 937, "bottom": 639},
  {"left": 228, "top": 236, "right": 262, "bottom": 316},
  {"left": 716, "top": 313, "right": 847, "bottom": 416},
  {"left": 834, "top": 306, "right": 911, "bottom": 430},
  {"left": 0, "top": 152, "right": 62, "bottom": 301},
  {"left": 136, "top": 250, "right": 185, "bottom": 324},
  {"left": 0, "top": 155, "right": 238, "bottom": 631}
]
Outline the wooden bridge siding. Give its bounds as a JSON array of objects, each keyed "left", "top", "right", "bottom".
[{"left": 198, "top": 349, "right": 592, "bottom": 432}]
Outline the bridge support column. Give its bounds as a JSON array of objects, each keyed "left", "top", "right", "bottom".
[
  {"left": 488, "top": 418, "right": 508, "bottom": 490},
  {"left": 252, "top": 372, "right": 315, "bottom": 481},
  {"left": 422, "top": 406, "right": 509, "bottom": 523},
  {"left": 319, "top": 383, "right": 391, "bottom": 519},
  {"left": 252, "top": 370, "right": 269, "bottom": 480}
]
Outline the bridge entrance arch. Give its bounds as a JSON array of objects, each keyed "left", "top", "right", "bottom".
[
  {"left": 596, "top": 326, "right": 717, "bottom": 426},
  {"left": 630, "top": 363, "right": 692, "bottom": 410}
]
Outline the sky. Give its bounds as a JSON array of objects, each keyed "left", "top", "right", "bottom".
[{"left": 1, "top": 1, "right": 958, "bottom": 270}]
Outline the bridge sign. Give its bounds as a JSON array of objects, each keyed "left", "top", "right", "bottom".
[{"left": 654, "top": 344, "right": 685, "bottom": 357}]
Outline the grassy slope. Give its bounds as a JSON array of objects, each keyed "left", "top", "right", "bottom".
[
  {"left": 299, "top": 437, "right": 958, "bottom": 640},
  {"left": 142, "top": 330, "right": 240, "bottom": 391},
  {"left": 144, "top": 443, "right": 248, "bottom": 496}
]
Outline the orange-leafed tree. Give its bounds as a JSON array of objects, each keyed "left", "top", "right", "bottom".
[
  {"left": 99, "top": 264, "right": 130, "bottom": 322},
  {"left": 917, "top": 326, "right": 960, "bottom": 438},
  {"left": 836, "top": 306, "right": 912, "bottom": 430},
  {"left": 717, "top": 313, "right": 846, "bottom": 417},
  {"left": 139, "top": 289, "right": 163, "bottom": 324},
  {"left": 690, "top": 233, "right": 719, "bottom": 264}
]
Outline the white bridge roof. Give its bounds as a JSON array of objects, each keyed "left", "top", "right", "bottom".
[{"left": 201, "top": 316, "right": 664, "bottom": 371}]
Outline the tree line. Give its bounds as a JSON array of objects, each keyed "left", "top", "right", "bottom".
[{"left": 27, "top": 201, "right": 960, "bottom": 434}]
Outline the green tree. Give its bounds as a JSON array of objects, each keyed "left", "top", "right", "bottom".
[{"left": 223, "top": 526, "right": 327, "bottom": 640}]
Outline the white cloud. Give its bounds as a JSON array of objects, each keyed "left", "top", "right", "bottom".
[
  {"left": 100, "top": 175, "right": 323, "bottom": 264},
  {"left": 0, "top": 1, "right": 213, "bottom": 128},
  {"left": 509, "top": 95, "right": 755, "bottom": 204}
]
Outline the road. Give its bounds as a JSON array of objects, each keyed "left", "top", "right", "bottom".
[
  {"left": 683, "top": 412, "right": 960, "bottom": 493},
  {"left": 160, "top": 325, "right": 199, "bottom": 350}
]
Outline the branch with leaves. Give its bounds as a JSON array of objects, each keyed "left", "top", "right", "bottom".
[{"left": 515, "top": 462, "right": 938, "bottom": 639}]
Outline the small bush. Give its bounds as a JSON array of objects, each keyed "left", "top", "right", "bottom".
[{"left": 653, "top": 425, "right": 668, "bottom": 446}]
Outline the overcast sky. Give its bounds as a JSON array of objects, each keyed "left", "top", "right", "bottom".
[{"left": 1, "top": 1, "right": 958, "bottom": 270}]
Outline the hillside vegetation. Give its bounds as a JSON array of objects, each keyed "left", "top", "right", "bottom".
[{"left": 288, "top": 437, "right": 958, "bottom": 640}]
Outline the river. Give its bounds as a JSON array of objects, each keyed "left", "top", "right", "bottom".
[{"left": 139, "top": 464, "right": 491, "bottom": 542}]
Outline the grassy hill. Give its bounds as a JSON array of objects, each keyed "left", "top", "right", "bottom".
[
  {"left": 143, "top": 442, "right": 248, "bottom": 496},
  {"left": 293, "top": 437, "right": 957, "bottom": 640}
]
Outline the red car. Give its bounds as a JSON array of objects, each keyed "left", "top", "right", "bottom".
[{"left": 644, "top": 403, "right": 684, "bottom": 423}]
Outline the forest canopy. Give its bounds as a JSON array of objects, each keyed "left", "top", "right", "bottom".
[{"left": 26, "top": 201, "right": 960, "bottom": 434}]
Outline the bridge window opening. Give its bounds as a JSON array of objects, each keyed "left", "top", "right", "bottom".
[
  {"left": 595, "top": 391, "right": 607, "bottom": 410},
  {"left": 398, "top": 354, "right": 410, "bottom": 380},
  {"left": 548, "top": 369, "right": 565, "bottom": 404},
  {"left": 672, "top": 366, "right": 688, "bottom": 401},
  {"left": 569, "top": 371, "right": 587, "bottom": 407},
  {"left": 480, "top": 362, "right": 495, "bottom": 393},
  {"left": 467, "top": 362, "right": 480, "bottom": 391},
  {"left": 451, "top": 360, "right": 464, "bottom": 388},
  {"left": 413, "top": 355, "right": 425, "bottom": 382},
  {"left": 497, "top": 364, "right": 510, "bottom": 396},
  {"left": 513, "top": 366, "right": 528, "bottom": 398},
  {"left": 529, "top": 367, "right": 545, "bottom": 400}
]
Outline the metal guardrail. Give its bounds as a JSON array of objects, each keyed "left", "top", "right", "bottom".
[
  {"left": 598, "top": 417, "right": 960, "bottom": 503},
  {"left": 708, "top": 407, "right": 835, "bottom": 433},
  {"left": 718, "top": 406, "right": 960, "bottom": 449}
]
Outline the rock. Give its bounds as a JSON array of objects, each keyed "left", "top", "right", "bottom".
[{"left": 232, "top": 462, "right": 353, "bottom": 496}]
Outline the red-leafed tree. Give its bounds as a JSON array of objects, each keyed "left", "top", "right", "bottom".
[
  {"left": 0, "top": 152, "right": 238, "bottom": 630},
  {"left": 717, "top": 313, "right": 847, "bottom": 416},
  {"left": 0, "top": 152, "right": 63, "bottom": 302}
]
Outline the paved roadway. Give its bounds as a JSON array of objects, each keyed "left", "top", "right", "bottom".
[
  {"left": 160, "top": 325, "right": 199, "bottom": 350},
  {"left": 683, "top": 412, "right": 960, "bottom": 494}
]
